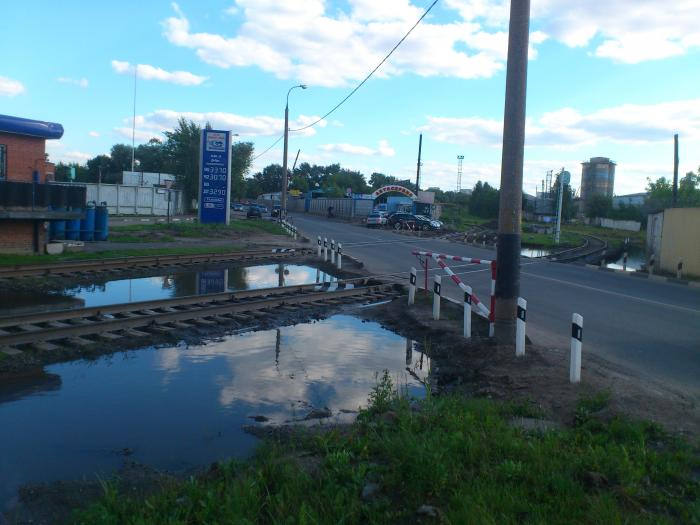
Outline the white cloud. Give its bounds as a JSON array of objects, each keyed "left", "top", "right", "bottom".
[
  {"left": 88, "top": 131, "right": 100, "bottom": 137},
  {"left": 419, "top": 98, "right": 700, "bottom": 148},
  {"left": 45, "top": 141, "right": 93, "bottom": 164},
  {"left": 161, "top": 1, "right": 527, "bottom": 87},
  {"left": 319, "top": 139, "right": 395, "bottom": 157},
  {"left": 115, "top": 109, "right": 325, "bottom": 143},
  {"left": 111, "top": 60, "right": 207, "bottom": 86},
  {"left": 0, "top": 75, "right": 25, "bottom": 96},
  {"left": 57, "top": 77, "right": 88, "bottom": 88}
]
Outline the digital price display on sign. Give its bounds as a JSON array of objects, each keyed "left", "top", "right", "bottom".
[{"left": 199, "top": 129, "right": 232, "bottom": 224}]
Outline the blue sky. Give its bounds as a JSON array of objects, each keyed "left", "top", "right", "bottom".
[{"left": 2, "top": 0, "right": 699, "bottom": 195}]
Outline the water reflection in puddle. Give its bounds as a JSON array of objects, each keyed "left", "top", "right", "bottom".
[
  {"left": 605, "top": 246, "right": 644, "bottom": 272},
  {"left": 0, "top": 315, "right": 428, "bottom": 510},
  {"left": 0, "top": 264, "right": 336, "bottom": 316},
  {"left": 521, "top": 247, "right": 552, "bottom": 258}
]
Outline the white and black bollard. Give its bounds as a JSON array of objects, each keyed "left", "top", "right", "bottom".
[
  {"left": 330, "top": 239, "right": 336, "bottom": 264},
  {"left": 432, "top": 275, "right": 441, "bottom": 321},
  {"left": 570, "top": 313, "right": 583, "bottom": 383},
  {"left": 463, "top": 285, "right": 472, "bottom": 339},
  {"left": 317, "top": 236, "right": 322, "bottom": 258},
  {"left": 516, "top": 297, "right": 526, "bottom": 357},
  {"left": 408, "top": 267, "right": 417, "bottom": 305},
  {"left": 677, "top": 258, "right": 683, "bottom": 280},
  {"left": 337, "top": 243, "right": 342, "bottom": 270},
  {"left": 323, "top": 237, "right": 328, "bottom": 262},
  {"left": 623, "top": 250, "right": 628, "bottom": 271}
]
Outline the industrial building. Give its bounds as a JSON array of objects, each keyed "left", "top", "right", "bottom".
[
  {"left": 0, "top": 114, "right": 84, "bottom": 254},
  {"left": 580, "top": 157, "right": 615, "bottom": 208},
  {"left": 612, "top": 192, "right": 647, "bottom": 208}
]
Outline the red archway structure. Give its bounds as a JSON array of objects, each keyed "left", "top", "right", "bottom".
[{"left": 371, "top": 185, "right": 417, "bottom": 200}]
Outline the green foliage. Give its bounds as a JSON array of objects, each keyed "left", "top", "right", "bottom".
[
  {"left": 73, "top": 395, "right": 700, "bottom": 524},
  {"left": 469, "top": 181, "right": 500, "bottom": 218},
  {"left": 585, "top": 194, "right": 613, "bottom": 219},
  {"left": 163, "top": 118, "right": 202, "bottom": 208},
  {"left": 230, "top": 142, "right": 254, "bottom": 200}
]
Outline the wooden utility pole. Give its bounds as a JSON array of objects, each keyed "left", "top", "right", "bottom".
[
  {"left": 672, "top": 134, "right": 679, "bottom": 207},
  {"left": 494, "top": 0, "right": 531, "bottom": 343},
  {"left": 415, "top": 133, "right": 423, "bottom": 192}
]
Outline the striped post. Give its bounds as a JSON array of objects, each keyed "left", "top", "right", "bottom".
[
  {"left": 570, "top": 313, "right": 583, "bottom": 383},
  {"left": 317, "top": 236, "right": 322, "bottom": 258},
  {"left": 489, "top": 261, "right": 496, "bottom": 338},
  {"left": 648, "top": 252, "right": 655, "bottom": 275},
  {"left": 463, "top": 285, "right": 472, "bottom": 339},
  {"left": 433, "top": 275, "right": 441, "bottom": 321},
  {"left": 337, "top": 243, "right": 342, "bottom": 270},
  {"left": 516, "top": 297, "right": 526, "bottom": 357},
  {"left": 330, "top": 239, "right": 336, "bottom": 264},
  {"left": 408, "top": 267, "right": 417, "bottom": 305},
  {"left": 677, "top": 258, "right": 683, "bottom": 280},
  {"left": 323, "top": 237, "right": 328, "bottom": 262}
]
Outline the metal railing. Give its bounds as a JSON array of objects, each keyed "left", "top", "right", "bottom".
[{"left": 0, "top": 181, "right": 86, "bottom": 208}]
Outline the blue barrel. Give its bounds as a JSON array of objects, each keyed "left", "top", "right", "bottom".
[
  {"left": 95, "top": 203, "right": 109, "bottom": 241},
  {"left": 65, "top": 210, "right": 81, "bottom": 241},
  {"left": 80, "top": 204, "right": 96, "bottom": 241},
  {"left": 50, "top": 219, "right": 66, "bottom": 240}
]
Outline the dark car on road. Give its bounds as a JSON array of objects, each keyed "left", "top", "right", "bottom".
[
  {"left": 388, "top": 213, "right": 434, "bottom": 230},
  {"left": 246, "top": 205, "right": 263, "bottom": 219}
]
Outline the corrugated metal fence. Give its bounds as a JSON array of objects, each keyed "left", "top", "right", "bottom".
[
  {"left": 83, "top": 183, "right": 185, "bottom": 215},
  {"left": 257, "top": 197, "right": 374, "bottom": 219}
]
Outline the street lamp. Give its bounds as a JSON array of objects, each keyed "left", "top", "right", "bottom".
[{"left": 282, "top": 84, "right": 307, "bottom": 219}]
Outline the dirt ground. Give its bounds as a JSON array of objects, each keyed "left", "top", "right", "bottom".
[{"left": 359, "top": 297, "right": 700, "bottom": 437}]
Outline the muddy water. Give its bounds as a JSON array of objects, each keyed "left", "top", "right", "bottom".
[
  {"left": 605, "top": 245, "right": 644, "bottom": 272},
  {"left": 0, "top": 315, "right": 428, "bottom": 511},
  {"left": 521, "top": 247, "right": 552, "bottom": 258},
  {"left": 0, "top": 264, "right": 337, "bottom": 316}
]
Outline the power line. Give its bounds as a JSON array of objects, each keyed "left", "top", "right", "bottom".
[
  {"left": 253, "top": 0, "right": 440, "bottom": 161},
  {"left": 290, "top": 0, "right": 439, "bottom": 133}
]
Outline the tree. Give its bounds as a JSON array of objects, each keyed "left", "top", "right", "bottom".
[
  {"left": 109, "top": 144, "right": 134, "bottom": 173},
  {"left": 585, "top": 194, "right": 613, "bottom": 219},
  {"left": 135, "top": 138, "right": 166, "bottom": 173},
  {"left": 163, "top": 118, "right": 201, "bottom": 209},
  {"left": 86, "top": 155, "right": 111, "bottom": 183},
  {"left": 469, "top": 181, "right": 499, "bottom": 218},
  {"left": 230, "top": 142, "right": 254, "bottom": 200}
]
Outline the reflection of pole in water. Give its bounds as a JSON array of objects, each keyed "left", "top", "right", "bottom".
[
  {"left": 419, "top": 350, "right": 424, "bottom": 371},
  {"left": 316, "top": 268, "right": 320, "bottom": 283},
  {"left": 405, "top": 338, "right": 413, "bottom": 365},
  {"left": 277, "top": 263, "right": 285, "bottom": 287},
  {"left": 275, "top": 328, "right": 281, "bottom": 370},
  {"left": 223, "top": 268, "right": 229, "bottom": 292}
]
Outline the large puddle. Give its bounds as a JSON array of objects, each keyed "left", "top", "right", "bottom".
[
  {"left": 521, "top": 247, "right": 552, "bottom": 258},
  {"left": 0, "top": 264, "right": 337, "bottom": 316},
  {"left": 0, "top": 315, "right": 428, "bottom": 510},
  {"left": 605, "top": 245, "right": 644, "bottom": 272}
]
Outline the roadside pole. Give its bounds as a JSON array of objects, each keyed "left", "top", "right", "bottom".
[{"left": 494, "top": 0, "right": 531, "bottom": 343}]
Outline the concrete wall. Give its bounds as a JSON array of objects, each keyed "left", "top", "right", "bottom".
[
  {"left": 82, "top": 183, "right": 185, "bottom": 216},
  {"left": 658, "top": 207, "right": 700, "bottom": 277},
  {"left": 0, "top": 220, "right": 46, "bottom": 254},
  {"left": 599, "top": 218, "right": 641, "bottom": 232}
]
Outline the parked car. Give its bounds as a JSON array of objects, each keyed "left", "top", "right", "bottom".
[
  {"left": 415, "top": 215, "right": 443, "bottom": 230},
  {"left": 271, "top": 205, "right": 282, "bottom": 217},
  {"left": 390, "top": 213, "right": 435, "bottom": 231},
  {"left": 231, "top": 203, "right": 247, "bottom": 212},
  {"left": 246, "top": 205, "right": 263, "bottom": 218},
  {"left": 386, "top": 212, "right": 415, "bottom": 228},
  {"left": 366, "top": 211, "right": 388, "bottom": 228}
]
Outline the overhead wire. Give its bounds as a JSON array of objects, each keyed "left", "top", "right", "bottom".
[{"left": 252, "top": 0, "right": 440, "bottom": 160}]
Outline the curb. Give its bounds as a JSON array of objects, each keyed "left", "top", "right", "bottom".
[{"left": 584, "top": 264, "right": 700, "bottom": 288}]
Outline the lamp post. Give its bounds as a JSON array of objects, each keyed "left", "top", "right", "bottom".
[{"left": 282, "top": 84, "right": 307, "bottom": 220}]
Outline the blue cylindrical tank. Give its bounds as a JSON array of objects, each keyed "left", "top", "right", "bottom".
[
  {"left": 66, "top": 210, "right": 81, "bottom": 241},
  {"left": 50, "top": 219, "right": 66, "bottom": 240},
  {"left": 95, "top": 203, "right": 109, "bottom": 241},
  {"left": 80, "top": 203, "right": 96, "bottom": 241}
]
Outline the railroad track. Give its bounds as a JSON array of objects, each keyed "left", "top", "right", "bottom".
[
  {"left": 0, "top": 248, "right": 313, "bottom": 279},
  {"left": 0, "top": 278, "right": 399, "bottom": 352}
]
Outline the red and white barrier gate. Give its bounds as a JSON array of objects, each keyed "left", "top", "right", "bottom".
[{"left": 412, "top": 251, "right": 496, "bottom": 337}]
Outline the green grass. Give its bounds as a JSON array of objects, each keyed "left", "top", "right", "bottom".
[
  {"left": 562, "top": 223, "right": 645, "bottom": 248},
  {"left": 107, "top": 234, "right": 177, "bottom": 243},
  {"left": 73, "top": 375, "right": 699, "bottom": 524},
  {"left": 521, "top": 231, "right": 584, "bottom": 248},
  {"left": 0, "top": 245, "right": 247, "bottom": 267},
  {"left": 439, "top": 207, "right": 486, "bottom": 230},
  {"left": 110, "top": 220, "right": 286, "bottom": 238}
]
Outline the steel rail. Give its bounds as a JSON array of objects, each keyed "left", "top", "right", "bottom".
[
  {"left": 0, "top": 283, "right": 398, "bottom": 347},
  {"left": 0, "top": 248, "right": 313, "bottom": 278},
  {"left": 0, "top": 277, "right": 379, "bottom": 329}
]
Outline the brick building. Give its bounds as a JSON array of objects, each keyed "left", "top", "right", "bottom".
[{"left": 0, "top": 114, "right": 84, "bottom": 254}]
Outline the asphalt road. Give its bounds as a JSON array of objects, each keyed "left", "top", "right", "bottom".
[{"left": 291, "top": 213, "right": 700, "bottom": 396}]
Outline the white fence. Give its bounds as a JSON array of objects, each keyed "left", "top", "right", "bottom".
[
  {"left": 84, "top": 183, "right": 185, "bottom": 216},
  {"left": 586, "top": 217, "right": 641, "bottom": 232}
]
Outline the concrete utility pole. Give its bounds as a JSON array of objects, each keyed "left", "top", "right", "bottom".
[
  {"left": 415, "top": 133, "right": 423, "bottom": 192},
  {"left": 281, "top": 84, "right": 307, "bottom": 219},
  {"left": 494, "top": 0, "right": 531, "bottom": 343},
  {"left": 672, "top": 133, "right": 679, "bottom": 207}
]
